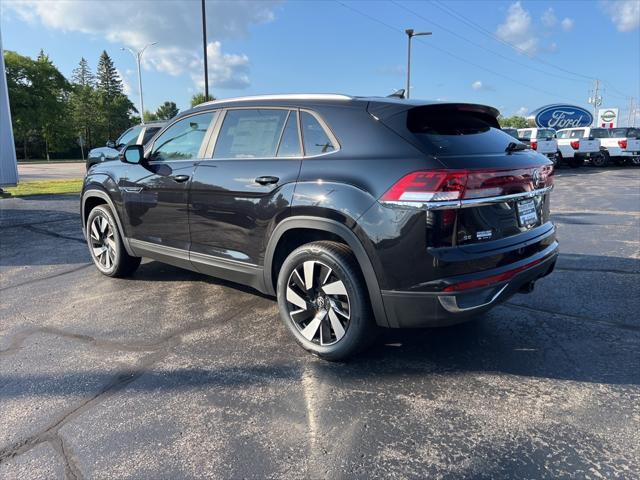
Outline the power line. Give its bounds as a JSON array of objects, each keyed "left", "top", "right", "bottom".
[
  {"left": 335, "top": 1, "right": 584, "bottom": 104},
  {"left": 391, "top": 0, "right": 590, "bottom": 85},
  {"left": 430, "top": 0, "right": 635, "bottom": 98}
]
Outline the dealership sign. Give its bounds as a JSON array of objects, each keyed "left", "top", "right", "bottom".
[
  {"left": 598, "top": 108, "right": 619, "bottom": 128},
  {"left": 533, "top": 104, "right": 593, "bottom": 129}
]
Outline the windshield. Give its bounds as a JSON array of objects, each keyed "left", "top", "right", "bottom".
[{"left": 116, "top": 126, "right": 143, "bottom": 147}]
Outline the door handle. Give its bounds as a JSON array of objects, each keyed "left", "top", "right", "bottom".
[
  {"left": 172, "top": 175, "right": 190, "bottom": 183},
  {"left": 255, "top": 176, "right": 279, "bottom": 185}
]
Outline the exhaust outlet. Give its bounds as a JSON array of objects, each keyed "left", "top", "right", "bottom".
[{"left": 519, "top": 281, "right": 535, "bottom": 294}]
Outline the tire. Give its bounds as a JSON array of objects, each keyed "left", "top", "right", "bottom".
[
  {"left": 591, "top": 152, "right": 608, "bottom": 167},
  {"left": 86, "top": 205, "right": 141, "bottom": 277},
  {"left": 569, "top": 156, "right": 584, "bottom": 168},
  {"left": 276, "top": 241, "right": 375, "bottom": 361}
]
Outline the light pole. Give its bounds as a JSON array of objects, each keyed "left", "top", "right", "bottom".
[
  {"left": 122, "top": 42, "right": 157, "bottom": 123},
  {"left": 201, "top": 0, "right": 209, "bottom": 102},
  {"left": 405, "top": 29, "right": 432, "bottom": 99}
]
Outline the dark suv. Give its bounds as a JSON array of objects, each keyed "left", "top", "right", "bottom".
[{"left": 81, "top": 94, "right": 558, "bottom": 360}]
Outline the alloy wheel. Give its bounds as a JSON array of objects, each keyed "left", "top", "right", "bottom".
[
  {"left": 285, "top": 260, "right": 351, "bottom": 346},
  {"left": 89, "top": 214, "right": 116, "bottom": 270}
]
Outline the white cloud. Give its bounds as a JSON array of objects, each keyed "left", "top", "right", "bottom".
[
  {"left": 116, "top": 69, "right": 133, "bottom": 97},
  {"left": 496, "top": 2, "right": 538, "bottom": 55},
  {"left": 601, "top": 0, "right": 640, "bottom": 32},
  {"left": 515, "top": 106, "right": 529, "bottom": 116},
  {"left": 4, "top": 0, "right": 280, "bottom": 90},
  {"left": 471, "top": 80, "right": 494, "bottom": 91},
  {"left": 541, "top": 8, "right": 557, "bottom": 28},
  {"left": 560, "top": 17, "right": 574, "bottom": 31}
]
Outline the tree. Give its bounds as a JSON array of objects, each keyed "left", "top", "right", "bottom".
[
  {"left": 143, "top": 110, "right": 159, "bottom": 122},
  {"left": 69, "top": 57, "right": 98, "bottom": 151},
  {"left": 95, "top": 50, "right": 135, "bottom": 142},
  {"left": 190, "top": 93, "right": 215, "bottom": 108},
  {"left": 499, "top": 115, "right": 529, "bottom": 128},
  {"left": 155, "top": 101, "right": 179, "bottom": 120}
]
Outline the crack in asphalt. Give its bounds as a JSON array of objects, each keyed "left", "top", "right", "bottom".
[
  {"left": 20, "top": 224, "right": 86, "bottom": 244},
  {"left": 503, "top": 302, "right": 640, "bottom": 332},
  {"left": 51, "top": 434, "right": 83, "bottom": 480},
  {"left": 0, "top": 264, "right": 93, "bottom": 293},
  {"left": 0, "top": 303, "right": 257, "bottom": 468}
]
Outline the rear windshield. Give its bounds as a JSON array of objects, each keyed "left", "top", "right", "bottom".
[
  {"left": 537, "top": 129, "right": 555, "bottom": 139},
  {"left": 569, "top": 129, "right": 585, "bottom": 139},
  {"left": 590, "top": 129, "right": 611, "bottom": 138},
  {"left": 611, "top": 128, "right": 639, "bottom": 138},
  {"left": 502, "top": 128, "right": 519, "bottom": 138},
  {"left": 406, "top": 106, "right": 513, "bottom": 155}
]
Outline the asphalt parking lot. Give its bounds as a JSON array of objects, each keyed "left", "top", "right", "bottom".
[
  {"left": 16, "top": 162, "right": 86, "bottom": 181},
  {"left": 1, "top": 167, "right": 639, "bottom": 479}
]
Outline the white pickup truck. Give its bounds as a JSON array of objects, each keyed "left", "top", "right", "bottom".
[
  {"left": 517, "top": 128, "right": 558, "bottom": 163},
  {"left": 593, "top": 127, "right": 640, "bottom": 166},
  {"left": 556, "top": 128, "right": 602, "bottom": 168}
]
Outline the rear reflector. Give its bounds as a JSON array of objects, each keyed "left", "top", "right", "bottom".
[
  {"left": 381, "top": 166, "right": 554, "bottom": 204},
  {"left": 530, "top": 140, "right": 538, "bottom": 150},
  {"left": 443, "top": 254, "right": 551, "bottom": 292},
  {"left": 570, "top": 140, "right": 580, "bottom": 150},
  {"left": 618, "top": 139, "right": 628, "bottom": 149}
]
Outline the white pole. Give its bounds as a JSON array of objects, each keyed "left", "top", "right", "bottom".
[{"left": 0, "top": 30, "right": 19, "bottom": 187}]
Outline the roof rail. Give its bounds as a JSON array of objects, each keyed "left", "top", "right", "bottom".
[{"left": 200, "top": 93, "right": 353, "bottom": 106}]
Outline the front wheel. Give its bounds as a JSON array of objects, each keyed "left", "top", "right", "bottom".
[
  {"left": 276, "top": 241, "right": 375, "bottom": 361},
  {"left": 86, "top": 205, "right": 141, "bottom": 277}
]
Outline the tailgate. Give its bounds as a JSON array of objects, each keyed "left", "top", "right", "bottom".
[
  {"left": 625, "top": 139, "right": 640, "bottom": 152},
  {"left": 580, "top": 139, "right": 599, "bottom": 153},
  {"left": 537, "top": 140, "right": 556, "bottom": 154}
]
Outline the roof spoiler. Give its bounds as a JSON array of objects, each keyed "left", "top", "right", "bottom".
[
  {"left": 367, "top": 101, "right": 500, "bottom": 125},
  {"left": 387, "top": 89, "right": 406, "bottom": 99}
]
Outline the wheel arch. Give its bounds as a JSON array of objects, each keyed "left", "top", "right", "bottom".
[
  {"left": 264, "top": 216, "right": 389, "bottom": 327},
  {"left": 82, "top": 187, "right": 135, "bottom": 256}
]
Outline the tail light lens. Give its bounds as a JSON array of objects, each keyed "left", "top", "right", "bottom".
[
  {"left": 381, "top": 166, "right": 554, "bottom": 204},
  {"left": 618, "top": 139, "right": 628, "bottom": 149},
  {"left": 570, "top": 140, "right": 580, "bottom": 150},
  {"left": 530, "top": 140, "right": 538, "bottom": 150}
]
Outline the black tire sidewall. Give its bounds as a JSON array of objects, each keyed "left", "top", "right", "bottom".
[
  {"left": 277, "top": 243, "right": 371, "bottom": 360},
  {"left": 86, "top": 205, "right": 124, "bottom": 276}
]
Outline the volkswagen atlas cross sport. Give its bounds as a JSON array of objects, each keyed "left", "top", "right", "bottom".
[{"left": 81, "top": 94, "right": 558, "bottom": 360}]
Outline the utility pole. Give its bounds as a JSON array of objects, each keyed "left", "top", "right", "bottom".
[
  {"left": 201, "top": 0, "right": 209, "bottom": 102},
  {"left": 627, "top": 97, "right": 635, "bottom": 126},
  {"left": 405, "top": 29, "right": 432, "bottom": 99},
  {"left": 122, "top": 43, "right": 157, "bottom": 124},
  {"left": 588, "top": 79, "right": 602, "bottom": 126}
]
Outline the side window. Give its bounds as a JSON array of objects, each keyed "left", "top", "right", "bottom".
[
  {"left": 141, "top": 127, "right": 161, "bottom": 145},
  {"left": 301, "top": 111, "right": 336, "bottom": 156},
  {"left": 214, "top": 109, "right": 288, "bottom": 158},
  {"left": 150, "top": 112, "right": 215, "bottom": 161},
  {"left": 277, "top": 111, "right": 301, "bottom": 157}
]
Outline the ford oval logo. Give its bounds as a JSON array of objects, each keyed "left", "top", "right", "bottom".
[{"left": 534, "top": 104, "right": 593, "bottom": 129}]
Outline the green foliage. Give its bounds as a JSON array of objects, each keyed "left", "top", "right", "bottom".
[
  {"left": 155, "top": 101, "right": 179, "bottom": 120},
  {"left": 190, "top": 93, "right": 215, "bottom": 108},
  {"left": 95, "top": 50, "right": 136, "bottom": 142},
  {"left": 499, "top": 115, "right": 529, "bottom": 128},
  {"left": 143, "top": 110, "right": 159, "bottom": 122},
  {"left": 69, "top": 57, "right": 98, "bottom": 151}
]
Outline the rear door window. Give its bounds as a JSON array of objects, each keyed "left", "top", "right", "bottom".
[
  {"left": 519, "top": 130, "right": 532, "bottom": 139},
  {"left": 214, "top": 109, "right": 289, "bottom": 158},
  {"left": 277, "top": 111, "right": 302, "bottom": 157},
  {"left": 117, "top": 126, "right": 143, "bottom": 147},
  {"left": 537, "top": 129, "right": 555, "bottom": 139},
  {"left": 301, "top": 111, "right": 336, "bottom": 156},
  {"left": 556, "top": 130, "right": 570, "bottom": 139},
  {"left": 590, "top": 129, "right": 611, "bottom": 139}
]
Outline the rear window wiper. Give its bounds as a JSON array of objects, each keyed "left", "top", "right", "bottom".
[{"left": 505, "top": 142, "right": 528, "bottom": 154}]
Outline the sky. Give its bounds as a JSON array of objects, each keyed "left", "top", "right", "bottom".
[{"left": 1, "top": 0, "right": 639, "bottom": 122}]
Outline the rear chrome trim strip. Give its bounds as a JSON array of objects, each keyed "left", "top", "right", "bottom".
[
  {"left": 382, "top": 186, "right": 553, "bottom": 210},
  {"left": 438, "top": 284, "right": 509, "bottom": 313}
]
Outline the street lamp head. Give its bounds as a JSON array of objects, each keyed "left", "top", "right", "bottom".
[{"left": 405, "top": 28, "right": 414, "bottom": 37}]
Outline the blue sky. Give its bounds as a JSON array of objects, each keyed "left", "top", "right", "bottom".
[{"left": 2, "top": 0, "right": 639, "bottom": 121}]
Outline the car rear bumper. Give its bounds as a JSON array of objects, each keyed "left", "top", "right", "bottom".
[{"left": 380, "top": 240, "right": 558, "bottom": 328}]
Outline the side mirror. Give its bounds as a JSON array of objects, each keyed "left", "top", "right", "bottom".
[
  {"left": 106, "top": 140, "right": 116, "bottom": 148},
  {"left": 120, "top": 145, "right": 144, "bottom": 164}
]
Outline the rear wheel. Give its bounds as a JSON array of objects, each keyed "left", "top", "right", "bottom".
[
  {"left": 277, "top": 241, "right": 375, "bottom": 361},
  {"left": 591, "top": 152, "right": 608, "bottom": 167},
  {"left": 86, "top": 205, "right": 141, "bottom": 277}
]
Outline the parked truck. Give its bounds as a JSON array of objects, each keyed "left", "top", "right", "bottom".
[
  {"left": 556, "top": 128, "right": 602, "bottom": 168},
  {"left": 517, "top": 128, "right": 559, "bottom": 164}
]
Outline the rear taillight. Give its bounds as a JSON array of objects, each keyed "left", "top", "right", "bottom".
[
  {"left": 530, "top": 140, "right": 538, "bottom": 150},
  {"left": 570, "top": 140, "right": 580, "bottom": 150},
  {"left": 381, "top": 166, "right": 554, "bottom": 205},
  {"left": 618, "top": 139, "right": 628, "bottom": 149}
]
